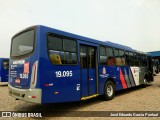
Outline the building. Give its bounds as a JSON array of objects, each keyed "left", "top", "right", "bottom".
[
  {"left": 148, "top": 51, "right": 160, "bottom": 74},
  {"left": 148, "top": 51, "right": 160, "bottom": 59}
]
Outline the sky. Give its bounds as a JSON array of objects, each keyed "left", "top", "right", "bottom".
[{"left": 0, "top": 0, "right": 160, "bottom": 58}]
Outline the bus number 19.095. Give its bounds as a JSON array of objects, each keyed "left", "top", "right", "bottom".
[{"left": 55, "top": 71, "right": 73, "bottom": 78}]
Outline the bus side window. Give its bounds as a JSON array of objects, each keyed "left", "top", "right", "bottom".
[
  {"left": 100, "top": 46, "right": 107, "bottom": 65},
  {"left": 3, "top": 60, "right": 9, "bottom": 70},
  {"left": 114, "top": 49, "right": 120, "bottom": 66},
  {"left": 138, "top": 54, "right": 142, "bottom": 67},
  {"left": 125, "top": 51, "right": 129, "bottom": 65},
  {"left": 63, "top": 39, "right": 77, "bottom": 64},
  {"left": 48, "top": 36, "right": 63, "bottom": 65},
  {"left": 134, "top": 53, "right": 139, "bottom": 66},
  {"left": 129, "top": 52, "right": 134, "bottom": 66},
  {"left": 119, "top": 50, "right": 125, "bottom": 65},
  {"left": 47, "top": 34, "right": 77, "bottom": 65},
  {"left": 106, "top": 47, "right": 114, "bottom": 66},
  {"left": 142, "top": 55, "right": 147, "bottom": 67}
]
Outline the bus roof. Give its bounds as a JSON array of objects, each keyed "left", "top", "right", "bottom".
[{"left": 25, "top": 25, "right": 148, "bottom": 55}]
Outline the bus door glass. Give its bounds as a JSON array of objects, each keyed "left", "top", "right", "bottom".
[{"left": 80, "top": 45, "right": 97, "bottom": 97}]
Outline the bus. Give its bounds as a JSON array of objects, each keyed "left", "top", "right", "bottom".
[
  {"left": 8, "top": 25, "right": 154, "bottom": 104},
  {"left": 0, "top": 58, "right": 9, "bottom": 82}
]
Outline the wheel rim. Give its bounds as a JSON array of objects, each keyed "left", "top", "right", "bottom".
[
  {"left": 107, "top": 85, "right": 113, "bottom": 97},
  {"left": 144, "top": 79, "right": 147, "bottom": 84}
]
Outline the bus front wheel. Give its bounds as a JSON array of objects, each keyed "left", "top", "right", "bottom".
[{"left": 104, "top": 81, "right": 115, "bottom": 101}]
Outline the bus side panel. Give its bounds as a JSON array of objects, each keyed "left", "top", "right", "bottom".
[
  {"left": 118, "top": 66, "right": 137, "bottom": 89},
  {"left": 130, "top": 67, "right": 140, "bottom": 86},
  {"left": 120, "top": 66, "right": 133, "bottom": 88},
  {"left": 98, "top": 66, "right": 139, "bottom": 95},
  {"left": 126, "top": 66, "right": 136, "bottom": 87},
  {"left": 37, "top": 27, "right": 81, "bottom": 103},
  {"left": 114, "top": 66, "right": 125, "bottom": 91},
  {"left": 0, "top": 59, "right": 1, "bottom": 82},
  {"left": 115, "top": 66, "right": 133, "bottom": 90},
  {"left": 41, "top": 65, "right": 81, "bottom": 103},
  {"left": 98, "top": 66, "right": 123, "bottom": 95},
  {"left": 139, "top": 67, "right": 147, "bottom": 85}
]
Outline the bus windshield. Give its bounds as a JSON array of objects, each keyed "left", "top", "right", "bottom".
[{"left": 11, "top": 29, "right": 34, "bottom": 58}]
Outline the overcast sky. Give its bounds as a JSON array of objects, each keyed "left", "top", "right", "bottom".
[{"left": 0, "top": 0, "right": 160, "bottom": 58}]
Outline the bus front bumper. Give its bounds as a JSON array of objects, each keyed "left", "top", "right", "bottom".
[{"left": 8, "top": 85, "right": 42, "bottom": 104}]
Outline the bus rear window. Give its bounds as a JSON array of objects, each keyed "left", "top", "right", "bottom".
[
  {"left": 47, "top": 35, "right": 77, "bottom": 65},
  {"left": 11, "top": 30, "right": 34, "bottom": 58}
]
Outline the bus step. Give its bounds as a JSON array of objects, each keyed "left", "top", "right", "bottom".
[{"left": 81, "top": 94, "right": 99, "bottom": 101}]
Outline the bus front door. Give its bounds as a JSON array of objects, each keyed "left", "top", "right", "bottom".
[{"left": 80, "top": 45, "right": 98, "bottom": 99}]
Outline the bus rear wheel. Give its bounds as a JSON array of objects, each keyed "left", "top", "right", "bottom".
[{"left": 104, "top": 81, "right": 115, "bottom": 100}]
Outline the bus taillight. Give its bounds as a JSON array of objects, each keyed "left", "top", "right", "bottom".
[{"left": 30, "top": 61, "right": 38, "bottom": 88}]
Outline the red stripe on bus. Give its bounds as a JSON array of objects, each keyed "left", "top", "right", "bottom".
[{"left": 120, "top": 69, "right": 127, "bottom": 89}]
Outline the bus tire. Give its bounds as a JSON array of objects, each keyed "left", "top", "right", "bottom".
[{"left": 104, "top": 81, "right": 115, "bottom": 101}]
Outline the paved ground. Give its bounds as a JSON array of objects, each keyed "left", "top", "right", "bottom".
[{"left": 0, "top": 75, "right": 160, "bottom": 120}]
